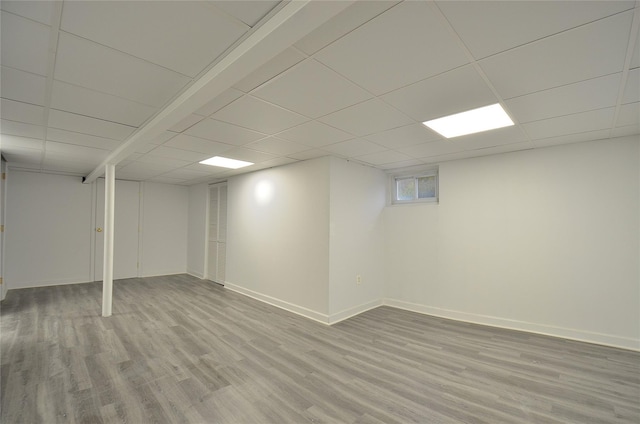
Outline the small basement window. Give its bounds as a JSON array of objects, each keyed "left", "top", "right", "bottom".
[{"left": 392, "top": 170, "right": 438, "bottom": 204}]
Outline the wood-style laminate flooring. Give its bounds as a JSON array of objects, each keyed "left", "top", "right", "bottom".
[{"left": 1, "top": 274, "right": 639, "bottom": 423}]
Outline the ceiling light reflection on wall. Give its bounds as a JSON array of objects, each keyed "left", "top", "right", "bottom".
[
  {"left": 423, "top": 103, "right": 514, "bottom": 139},
  {"left": 199, "top": 156, "right": 253, "bottom": 169}
]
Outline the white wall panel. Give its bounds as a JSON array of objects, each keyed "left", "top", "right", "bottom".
[
  {"left": 328, "top": 157, "right": 386, "bottom": 322},
  {"left": 5, "top": 171, "right": 93, "bottom": 288},
  {"left": 384, "top": 136, "right": 640, "bottom": 349},
  {"left": 140, "top": 182, "right": 188, "bottom": 277},
  {"left": 226, "top": 157, "right": 330, "bottom": 318}
]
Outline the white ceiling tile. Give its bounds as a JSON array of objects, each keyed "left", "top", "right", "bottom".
[
  {"left": 2, "top": 145, "right": 42, "bottom": 163},
  {"left": 318, "top": 98, "right": 412, "bottom": 137},
  {"left": 45, "top": 141, "right": 110, "bottom": 161},
  {"left": 41, "top": 158, "right": 96, "bottom": 175},
  {"left": 523, "top": 108, "right": 615, "bottom": 140},
  {"left": 168, "top": 114, "right": 205, "bottom": 133},
  {"left": 47, "top": 109, "right": 135, "bottom": 141},
  {"left": 378, "top": 159, "right": 425, "bottom": 170},
  {"left": 622, "top": 68, "right": 639, "bottom": 104},
  {"left": 1, "top": 1, "right": 55, "bottom": 25},
  {"left": 140, "top": 131, "right": 177, "bottom": 145},
  {"left": 252, "top": 59, "right": 372, "bottom": 119},
  {"left": 212, "top": 95, "right": 309, "bottom": 134},
  {"left": 398, "top": 140, "right": 461, "bottom": 158},
  {"left": 0, "top": 12, "right": 50, "bottom": 75},
  {"left": 630, "top": 31, "right": 640, "bottom": 69},
  {"left": 287, "top": 149, "right": 330, "bottom": 161},
  {"left": 532, "top": 129, "right": 612, "bottom": 149},
  {"left": 437, "top": 0, "right": 634, "bottom": 59},
  {"left": 194, "top": 88, "right": 244, "bottom": 117},
  {"left": 0, "top": 119, "right": 44, "bottom": 139},
  {"left": 1, "top": 66, "right": 46, "bottom": 105},
  {"left": 146, "top": 176, "right": 188, "bottom": 185},
  {"left": 506, "top": 73, "right": 622, "bottom": 123},
  {"left": 136, "top": 154, "right": 191, "bottom": 168},
  {"left": 164, "top": 134, "right": 234, "bottom": 156},
  {"left": 117, "top": 162, "right": 170, "bottom": 180},
  {"left": 54, "top": 33, "right": 190, "bottom": 108},
  {"left": 1, "top": 99, "right": 44, "bottom": 125},
  {"left": 382, "top": 65, "right": 497, "bottom": 122},
  {"left": 217, "top": 147, "right": 277, "bottom": 163},
  {"left": 51, "top": 80, "right": 158, "bottom": 127},
  {"left": 480, "top": 12, "right": 633, "bottom": 99},
  {"left": 46, "top": 128, "right": 122, "bottom": 150},
  {"left": 356, "top": 150, "right": 412, "bottom": 165},
  {"left": 616, "top": 102, "right": 639, "bottom": 127},
  {"left": 364, "top": 124, "right": 440, "bottom": 149},
  {"left": 420, "top": 142, "right": 535, "bottom": 164},
  {"left": 245, "top": 156, "right": 298, "bottom": 171},
  {"left": 147, "top": 146, "right": 209, "bottom": 162},
  {"left": 134, "top": 143, "right": 158, "bottom": 154},
  {"left": 295, "top": 1, "right": 400, "bottom": 55},
  {"left": 315, "top": 1, "right": 468, "bottom": 95},
  {"left": 61, "top": 1, "right": 248, "bottom": 77},
  {"left": 184, "top": 162, "right": 230, "bottom": 174},
  {"left": 449, "top": 126, "right": 529, "bottom": 151},
  {"left": 6, "top": 160, "right": 41, "bottom": 169},
  {"left": 210, "top": 0, "right": 280, "bottom": 27},
  {"left": 276, "top": 121, "right": 352, "bottom": 148},
  {"left": 1, "top": 134, "right": 44, "bottom": 151},
  {"left": 161, "top": 168, "right": 212, "bottom": 180},
  {"left": 246, "top": 137, "right": 308, "bottom": 156},
  {"left": 234, "top": 47, "right": 306, "bottom": 93},
  {"left": 322, "top": 138, "right": 386, "bottom": 157},
  {"left": 186, "top": 118, "right": 266, "bottom": 145},
  {"left": 612, "top": 124, "right": 639, "bottom": 138}
]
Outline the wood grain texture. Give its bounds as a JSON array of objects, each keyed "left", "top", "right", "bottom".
[{"left": 1, "top": 274, "right": 638, "bottom": 423}]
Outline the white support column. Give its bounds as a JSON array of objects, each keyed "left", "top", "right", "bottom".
[{"left": 102, "top": 163, "right": 115, "bottom": 317}]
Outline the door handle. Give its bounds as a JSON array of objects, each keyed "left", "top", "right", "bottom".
[{"left": 96, "top": 227, "right": 103, "bottom": 233}]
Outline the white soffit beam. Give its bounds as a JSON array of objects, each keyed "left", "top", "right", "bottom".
[{"left": 83, "top": 0, "right": 354, "bottom": 184}]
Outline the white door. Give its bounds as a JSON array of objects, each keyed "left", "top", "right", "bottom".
[
  {"left": 207, "top": 183, "right": 227, "bottom": 283},
  {"left": 94, "top": 179, "right": 140, "bottom": 281}
]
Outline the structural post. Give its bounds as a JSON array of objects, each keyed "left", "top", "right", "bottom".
[{"left": 102, "top": 163, "right": 115, "bottom": 317}]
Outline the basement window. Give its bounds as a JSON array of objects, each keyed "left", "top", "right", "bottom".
[{"left": 392, "top": 170, "right": 438, "bottom": 204}]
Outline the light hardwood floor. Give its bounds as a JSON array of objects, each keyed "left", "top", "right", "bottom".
[{"left": 1, "top": 274, "right": 638, "bottom": 423}]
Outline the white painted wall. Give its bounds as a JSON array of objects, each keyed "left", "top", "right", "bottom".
[
  {"left": 187, "top": 183, "right": 208, "bottom": 278},
  {"left": 328, "top": 157, "right": 386, "bottom": 322},
  {"left": 140, "top": 182, "right": 188, "bottom": 277},
  {"left": 226, "top": 157, "right": 331, "bottom": 321},
  {"left": 5, "top": 171, "right": 93, "bottom": 288},
  {"left": 384, "top": 136, "right": 640, "bottom": 349}
]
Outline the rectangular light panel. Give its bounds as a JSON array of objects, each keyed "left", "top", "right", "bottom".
[
  {"left": 199, "top": 156, "right": 253, "bottom": 169},
  {"left": 423, "top": 103, "right": 514, "bottom": 138}
]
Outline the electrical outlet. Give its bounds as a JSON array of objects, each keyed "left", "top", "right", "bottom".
[{"left": 356, "top": 275, "right": 362, "bottom": 285}]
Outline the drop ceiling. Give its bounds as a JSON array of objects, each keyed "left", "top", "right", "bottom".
[{"left": 1, "top": 0, "right": 638, "bottom": 185}]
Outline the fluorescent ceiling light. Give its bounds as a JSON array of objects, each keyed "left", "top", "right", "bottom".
[
  {"left": 423, "top": 103, "right": 514, "bottom": 139},
  {"left": 199, "top": 156, "right": 253, "bottom": 169}
]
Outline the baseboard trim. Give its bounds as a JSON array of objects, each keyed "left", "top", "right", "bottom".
[
  {"left": 187, "top": 270, "right": 205, "bottom": 279},
  {"left": 224, "top": 282, "right": 330, "bottom": 325},
  {"left": 328, "top": 299, "right": 383, "bottom": 325},
  {"left": 383, "top": 299, "right": 640, "bottom": 352}
]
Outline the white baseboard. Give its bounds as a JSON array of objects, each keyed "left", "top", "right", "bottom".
[
  {"left": 139, "top": 271, "right": 185, "bottom": 278},
  {"left": 187, "top": 270, "right": 205, "bottom": 279},
  {"left": 328, "top": 299, "right": 383, "bottom": 325},
  {"left": 384, "top": 298, "right": 640, "bottom": 352},
  {"left": 224, "top": 282, "right": 330, "bottom": 324}
]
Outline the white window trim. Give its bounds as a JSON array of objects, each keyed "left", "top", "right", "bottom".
[{"left": 389, "top": 168, "right": 438, "bottom": 205}]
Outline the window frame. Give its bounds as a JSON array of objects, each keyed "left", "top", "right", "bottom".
[{"left": 390, "top": 168, "right": 438, "bottom": 205}]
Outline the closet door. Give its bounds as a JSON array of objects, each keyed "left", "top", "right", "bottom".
[{"left": 207, "top": 183, "right": 227, "bottom": 283}]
